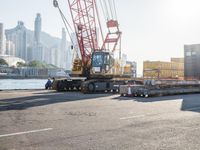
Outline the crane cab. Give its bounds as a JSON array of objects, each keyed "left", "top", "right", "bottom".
[{"left": 90, "top": 51, "right": 114, "bottom": 77}]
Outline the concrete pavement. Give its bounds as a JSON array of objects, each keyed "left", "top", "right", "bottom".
[{"left": 0, "top": 90, "right": 200, "bottom": 150}]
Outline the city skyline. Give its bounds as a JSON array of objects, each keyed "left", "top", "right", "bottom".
[
  {"left": 2, "top": 0, "right": 200, "bottom": 74},
  {"left": 1, "top": 13, "right": 73, "bottom": 70}
]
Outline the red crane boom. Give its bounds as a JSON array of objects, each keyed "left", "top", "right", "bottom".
[{"left": 68, "top": 0, "right": 99, "bottom": 68}]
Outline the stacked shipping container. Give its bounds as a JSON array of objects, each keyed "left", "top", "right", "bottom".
[{"left": 143, "top": 58, "right": 184, "bottom": 79}]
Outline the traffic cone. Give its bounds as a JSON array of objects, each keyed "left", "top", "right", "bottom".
[{"left": 127, "top": 84, "right": 132, "bottom": 97}]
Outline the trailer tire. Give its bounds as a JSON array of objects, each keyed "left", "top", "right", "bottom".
[
  {"left": 57, "top": 81, "right": 65, "bottom": 91},
  {"left": 76, "top": 86, "right": 80, "bottom": 90},
  {"left": 88, "top": 83, "right": 95, "bottom": 92}
]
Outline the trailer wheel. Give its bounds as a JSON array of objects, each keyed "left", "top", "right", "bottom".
[
  {"left": 76, "top": 86, "right": 80, "bottom": 90},
  {"left": 57, "top": 81, "right": 65, "bottom": 91},
  {"left": 144, "top": 91, "right": 149, "bottom": 98},
  {"left": 88, "top": 83, "right": 95, "bottom": 92}
]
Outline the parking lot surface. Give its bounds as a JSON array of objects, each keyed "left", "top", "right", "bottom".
[{"left": 0, "top": 90, "right": 200, "bottom": 150}]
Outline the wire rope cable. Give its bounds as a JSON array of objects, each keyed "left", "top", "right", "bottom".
[
  {"left": 112, "top": 0, "right": 118, "bottom": 20},
  {"left": 102, "top": 0, "right": 110, "bottom": 20},
  {"left": 99, "top": 0, "right": 107, "bottom": 21},
  {"left": 108, "top": 0, "right": 114, "bottom": 19},
  {"left": 57, "top": 5, "right": 75, "bottom": 46}
]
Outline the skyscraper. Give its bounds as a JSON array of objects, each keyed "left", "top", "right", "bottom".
[
  {"left": 60, "top": 28, "right": 67, "bottom": 69},
  {"left": 32, "top": 13, "right": 43, "bottom": 62},
  {"left": 5, "top": 21, "right": 27, "bottom": 60},
  {"left": 6, "top": 41, "right": 15, "bottom": 56},
  {"left": 34, "top": 13, "right": 41, "bottom": 44},
  {"left": 0, "top": 23, "right": 3, "bottom": 55}
]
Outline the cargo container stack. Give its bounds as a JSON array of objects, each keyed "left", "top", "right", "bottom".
[{"left": 143, "top": 58, "right": 184, "bottom": 79}]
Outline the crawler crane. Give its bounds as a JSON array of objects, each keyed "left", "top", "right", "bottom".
[{"left": 53, "top": 0, "right": 133, "bottom": 93}]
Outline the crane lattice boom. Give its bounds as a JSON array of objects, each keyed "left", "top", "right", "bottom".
[{"left": 68, "top": 0, "right": 99, "bottom": 68}]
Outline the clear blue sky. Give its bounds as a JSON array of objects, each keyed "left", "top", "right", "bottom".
[{"left": 1, "top": 0, "right": 200, "bottom": 74}]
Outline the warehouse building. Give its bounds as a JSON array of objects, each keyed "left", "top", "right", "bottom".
[
  {"left": 184, "top": 44, "right": 200, "bottom": 80},
  {"left": 143, "top": 58, "right": 184, "bottom": 79}
]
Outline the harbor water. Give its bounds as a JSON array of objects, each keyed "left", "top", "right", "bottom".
[{"left": 0, "top": 79, "right": 47, "bottom": 90}]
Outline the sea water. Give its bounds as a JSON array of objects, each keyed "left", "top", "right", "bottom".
[{"left": 0, "top": 79, "right": 47, "bottom": 90}]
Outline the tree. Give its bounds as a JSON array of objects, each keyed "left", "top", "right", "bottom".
[
  {"left": 0, "top": 59, "right": 8, "bottom": 66},
  {"left": 28, "top": 61, "right": 46, "bottom": 68},
  {"left": 16, "top": 62, "right": 27, "bottom": 67}
]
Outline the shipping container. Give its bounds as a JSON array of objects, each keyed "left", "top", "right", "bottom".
[
  {"left": 171, "top": 62, "right": 184, "bottom": 70},
  {"left": 171, "top": 58, "right": 184, "bottom": 63},
  {"left": 143, "top": 58, "right": 184, "bottom": 79},
  {"left": 143, "top": 61, "right": 171, "bottom": 70}
]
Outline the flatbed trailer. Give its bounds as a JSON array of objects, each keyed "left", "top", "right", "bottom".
[
  {"left": 52, "top": 77, "right": 86, "bottom": 91},
  {"left": 52, "top": 77, "right": 140, "bottom": 93},
  {"left": 120, "top": 80, "right": 200, "bottom": 97}
]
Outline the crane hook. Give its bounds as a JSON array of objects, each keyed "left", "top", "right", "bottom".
[{"left": 53, "top": 0, "right": 58, "bottom": 8}]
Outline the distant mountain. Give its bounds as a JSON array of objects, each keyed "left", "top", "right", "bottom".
[
  {"left": 26, "top": 29, "right": 64, "bottom": 48},
  {"left": 40, "top": 31, "right": 61, "bottom": 48},
  {"left": 5, "top": 23, "right": 73, "bottom": 69},
  {"left": 5, "top": 22, "right": 69, "bottom": 49}
]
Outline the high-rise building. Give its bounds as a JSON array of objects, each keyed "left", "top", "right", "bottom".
[
  {"left": 5, "top": 21, "right": 28, "bottom": 61},
  {"left": 32, "top": 13, "right": 43, "bottom": 62},
  {"left": 34, "top": 13, "right": 41, "bottom": 44},
  {"left": 43, "top": 46, "right": 50, "bottom": 64},
  {"left": 50, "top": 47, "right": 58, "bottom": 66},
  {"left": 0, "top": 23, "right": 3, "bottom": 55},
  {"left": 32, "top": 45, "right": 44, "bottom": 62},
  {"left": 6, "top": 41, "right": 15, "bottom": 56},
  {"left": 60, "top": 28, "right": 67, "bottom": 69}
]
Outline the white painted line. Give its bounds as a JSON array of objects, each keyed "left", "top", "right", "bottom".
[
  {"left": 185, "top": 106, "right": 200, "bottom": 111},
  {"left": 120, "top": 115, "right": 146, "bottom": 120},
  {"left": 0, "top": 128, "right": 53, "bottom": 138}
]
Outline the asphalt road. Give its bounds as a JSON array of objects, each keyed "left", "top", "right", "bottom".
[{"left": 0, "top": 90, "right": 200, "bottom": 150}]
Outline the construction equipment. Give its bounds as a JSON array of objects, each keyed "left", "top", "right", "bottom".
[{"left": 52, "top": 0, "right": 134, "bottom": 93}]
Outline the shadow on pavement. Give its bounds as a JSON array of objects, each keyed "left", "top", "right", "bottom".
[
  {"left": 113, "top": 94, "right": 200, "bottom": 113},
  {"left": 0, "top": 91, "right": 111, "bottom": 111}
]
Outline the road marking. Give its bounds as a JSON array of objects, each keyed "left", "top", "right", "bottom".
[
  {"left": 0, "top": 128, "right": 53, "bottom": 138},
  {"left": 120, "top": 115, "right": 146, "bottom": 120}
]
